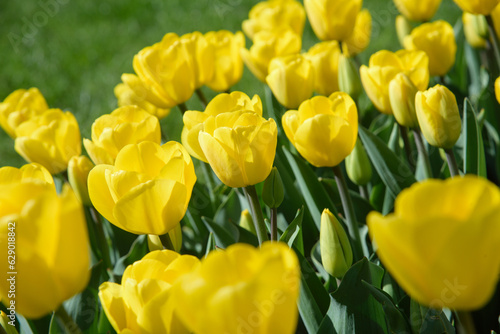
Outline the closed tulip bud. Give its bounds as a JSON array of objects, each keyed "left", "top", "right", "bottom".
[
  {"left": 463, "top": 13, "right": 488, "bottom": 48},
  {"left": 320, "top": 209, "right": 353, "bottom": 278},
  {"left": 14, "top": 109, "right": 81, "bottom": 175},
  {"left": 360, "top": 50, "right": 429, "bottom": 114},
  {"left": 242, "top": 0, "right": 306, "bottom": 40},
  {"left": 304, "top": 0, "right": 362, "bottom": 41},
  {"left": 389, "top": 73, "right": 419, "bottom": 128},
  {"left": 495, "top": 76, "right": 500, "bottom": 103},
  {"left": 266, "top": 54, "right": 315, "bottom": 109},
  {"left": 1, "top": 311, "right": 18, "bottom": 334},
  {"left": 181, "top": 32, "right": 215, "bottom": 89},
  {"left": 304, "top": 41, "right": 341, "bottom": 96},
  {"left": 393, "top": 0, "right": 442, "bottom": 22},
  {"left": 0, "top": 163, "right": 54, "bottom": 188},
  {"left": 88, "top": 141, "right": 196, "bottom": 235},
  {"left": 205, "top": 30, "right": 245, "bottom": 92},
  {"left": 262, "top": 167, "right": 285, "bottom": 208},
  {"left": 174, "top": 242, "right": 300, "bottom": 334},
  {"left": 133, "top": 33, "right": 196, "bottom": 109},
  {"left": 395, "top": 15, "right": 412, "bottom": 47},
  {"left": 83, "top": 105, "right": 161, "bottom": 165},
  {"left": 338, "top": 53, "right": 363, "bottom": 100},
  {"left": 453, "top": 0, "right": 500, "bottom": 15},
  {"left": 345, "top": 139, "right": 372, "bottom": 186},
  {"left": 99, "top": 250, "right": 200, "bottom": 333},
  {"left": 182, "top": 91, "right": 263, "bottom": 162},
  {"left": 68, "top": 155, "right": 94, "bottom": 206},
  {"left": 282, "top": 92, "right": 358, "bottom": 167},
  {"left": 114, "top": 81, "right": 171, "bottom": 119},
  {"left": 0, "top": 183, "right": 90, "bottom": 318},
  {"left": 147, "top": 234, "right": 164, "bottom": 252},
  {"left": 239, "top": 209, "right": 256, "bottom": 234},
  {"left": 344, "top": 9, "right": 372, "bottom": 56},
  {"left": 415, "top": 84, "right": 461, "bottom": 149},
  {"left": 368, "top": 175, "right": 500, "bottom": 310},
  {"left": 0, "top": 88, "right": 48, "bottom": 138},
  {"left": 404, "top": 20, "right": 457, "bottom": 76},
  {"left": 241, "top": 29, "right": 302, "bottom": 82}
]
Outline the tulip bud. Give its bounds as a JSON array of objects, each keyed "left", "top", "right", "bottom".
[
  {"left": 239, "top": 209, "right": 256, "bottom": 235},
  {"left": 495, "top": 76, "right": 500, "bottom": 104},
  {"left": 68, "top": 155, "right": 94, "bottom": 206},
  {"left": 463, "top": 13, "right": 488, "bottom": 48},
  {"left": 0, "top": 311, "right": 18, "bottom": 334},
  {"left": 453, "top": 0, "right": 500, "bottom": 15},
  {"left": 338, "top": 53, "right": 362, "bottom": 100},
  {"left": 345, "top": 139, "right": 372, "bottom": 186},
  {"left": 395, "top": 15, "right": 412, "bottom": 47},
  {"left": 266, "top": 54, "right": 315, "bottom": 109},
  {"left": 389, "top": 73, "right": 419, "bottom": 128},
  {"left": 262, "top": 167, "right": 285, "bottom": 208},
  {"left": 415, "top": 84, "right": 461, "bottom": 149},
  {"left": 320, "top": 209, "right": 353, "bottom": 278}
]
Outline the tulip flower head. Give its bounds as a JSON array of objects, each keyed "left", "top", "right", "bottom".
[
  {"left": 0, "top": 163, "right": 54, "bottom": 188},
  {"left": 68, "top": 155, "right": 94, "bottom": 206},
  {"left": 304, "top": 40, "right": 341, "bottom": 96},
  {"left": 180, "top": 31, "right": 216, "bottom": 89},
  {"left": 462, "top": 13, "right": 488, "bottom": 48},
  {"left": 368, "top": 176, "right": 500, "bottom": 310},
  {"left": 393, "top": 0, "right": 442, "bottom": 22},
  {"left": 114, "top": 81, "right": 171, "bottom": 119},
  {"left": 453, "top": 0, "right": 500, "bottom": 15},
  {"left": 282, "top": 92, "right": 358, "bottom": 167},
  {"left": 344, "top": 9, "right": 372, "bottom": 56}
]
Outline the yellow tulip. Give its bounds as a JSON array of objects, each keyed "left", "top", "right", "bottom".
[
  {"left": 180, "top": 31, "right": 215, "bottom": 89},
  {"left": 174, "top": 242, "right": 300, "bottom": 334},
  {"left": 99, "top": 250, "right": 199, "bottom": 334},
  {"left": 0, "top": 163, "right": 54, "bottom": 188},
  {"left": 389, "top": 72, "right": 419, "bottom": 128},
  {"left": 199, "top": 110, "right": 277, "bottom": 188},
  {"left": 304, "top": 0, "right": 362, "bottom": 41},
  {"left": 88, "top": 141, "right": 196, "bottom": 235},
  {"left": 344, "top": 9, "right": 372, "bottom": 56},
  {"left": 360, "top": 50, "right": 429, "bottom": 114},
  {"left": 415, "top": 84, "right": 461, "bottom": 149},
  {"left": 453, "top": 0, "right": 500, "bottom": 15},
  {"left": 320, "top": 209, "right": 353, "bottom": 278},
  {"left": 182, "top": 91, "right": 263, "bottom": 162},
  {"left": 114, "top": 81, "right": 171, "bottom": 119},
  {"left": 0, "top": 88, "right": 48, "bottom": 138},
  {"left": 132, "top": 33, "right": 196, "bottom": 109},
  {"left": 14, "top": 109, "right": 81, "bottom": 175},
  {"left": 266, "top": 54, "right": 315, "bottom": 109},
  {"left": 462, "top": 13, "right": 488, "bottom": 48},
  {"left": 83, "top": 105, "right": 161, "bottom": 165},
  {"left": 396, "top": 15, "right": 412, "bottom": 47},
  {"left": 68, "top": 155, "right": 94, "bottom": 206},
  {"left": 242, "top": 0, "right": 306, "bottom": 40},
  {"left": 0, "top": 183, "right": 90, "bottom": 318},
  {"left": 241, "top": 29, "right": 302, "bottom": 82},
  {"left": 495, "top": 76, "right": 500, "bottom": 103},
  {"left": 205, "top": 30, "right": 245, "bottom": 92},
  {"left": 492, "top": 4, "right": 500, "bottom": 37},
  {"left": 282, "top": 92, "right": 358, "bottom": 167},
  {"left": 304, "top": 41, "right": 341, "bottom": 96},
  {"left": 393, "top": 0, "right": 442, "bottom": 22},
  {"left": 368, "top": 176, "right": 500, "bottom": 310},
  {"left": 239, "top": 209, "right": 256, "bottom": 234},
  {"left": 404, "top": 20, "right": 457, "bottom": 76}
]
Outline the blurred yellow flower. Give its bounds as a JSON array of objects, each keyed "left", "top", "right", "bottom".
[
  {"left": 368, "top": 176, "right": 500, "bottom": 310},
  {"left": 282, "top": 92, "right": 358, "bottom": 167},
  {"left": 0, "top": 88, "right": 48, "bottom": 138},
  {"left": 320, "top": 209, "right": 353, "bottom": 278},
  {"left": 0, "top": 163, "right": 54, "bottom": 188},
  {"left": 462, "top": 13, "right": 488, "bottom": 48},
  {"left": 88, "top": 141, "right": 196, "bottom": 235},
  {"left": 495, "top": 76, "right": 500, "bottom": 103},
  {"left": 174, "top": 242, "right": 300, "bottom": 334},
  {"left": 304, "top": 0, "right": 362, "bottom": 41},
  {"left": 404, "top": 20, "right": 457, "bottom": 76},
  {"left": 68, "top": 155, "right": 94, "bottom": 206},
  {"left": 415, "top": 84, "right": 461, "bottom": 149},
  {"left": 453, "top": 0, "right": 500, "bottom": 15},
  {"left": 393, "top": 0, "right": 442, "bottom": 22},
  {"left": 241, "top": 29, "right": 302, "bottom": 82},
  {"left": 344, "top": 9, "right": 372, "bottom": 56},
  {"left": 114, "top": 81, "right": 171, "bottom": 119},
  {"left": 266, "top": 54, "right": 315, "bottom": 109},
  {"left": 99, "top": 250, "right": 200, "bottom": 334},
  {"left": 0, "top": 183, "right": 90, "bottom": 318},
  {"left": 14, "top": 109, "right": 81, "bottom": 174},
  {"left": 205, "top": 30, "right": 245, "bottom": 92},
  {"left": 304, "top": 41, "right": 341, "bottom": 96},
  {"left": 83, "top": 105, "right": 161, "bottom": 165}
]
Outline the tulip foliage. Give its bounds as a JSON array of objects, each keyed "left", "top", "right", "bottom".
[{"left": 3, "top": 0, "right": 500, "bottom": 333}]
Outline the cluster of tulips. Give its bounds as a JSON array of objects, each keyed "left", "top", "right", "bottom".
[{"left": 2, "top": 0, "right": 500, "bottom": 333}]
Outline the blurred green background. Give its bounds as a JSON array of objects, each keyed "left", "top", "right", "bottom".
[{"left": 0, "top": 0, "right": 461, "bottom": 168}]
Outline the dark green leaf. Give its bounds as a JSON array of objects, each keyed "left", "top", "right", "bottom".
[
  {"left": 410, "top": 299, "right": 455, "bottom": 334},
  {"left": 279, "top": 207, "right": 304, "bottom": 255},
  {"left": 201, "top": 216, "right": 237, "bottom": 249},
  {"left": 113, "top": 235, "right": 148, "bottom": 277},
  {"left": 463, "top": 98, "right": 487, "bottom": 177}
]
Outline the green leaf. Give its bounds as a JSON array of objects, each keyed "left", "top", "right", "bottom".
[
  {"left": 410, "top": 299, "right": 455, "bottom": 334},
  {"left": 279, "top": 207, "right": 304, "bottom": 255},
  {"left": 201, "top": 216, "right": 236, "bottom": 248},
  {"left": 205, "top": 232, "right": 216, "bottom": 256},
  {"left": 359, "top": 126, "right": 416, "bottom": 198},
  {"left": 213, "top": 189, "right": 241, "bottom": 227},
  {"left": 113, "top": 235, "right": 148, "bottom": 277},
  {"left": 16, "top": 314, "right": 35, "bottom": 334},
  {"left": 463, "top": 98, "right": 487, "bottom": 177}
]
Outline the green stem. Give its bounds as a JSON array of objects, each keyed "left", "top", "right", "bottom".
[
  {"left": 55, "top": 305, "right": 82, "bottom": 334},
  {"left": 486, "top": 15, "right": 500, "bottom": 69},
  {"left": 243, "top": 185, "right": 269, "bottom": 244},
  {"left": 359, "top": 185, "right": 369, "bottom": 200},
  {"left": 454, "top": 311, "right": 477, "bottom": 334},
  {"left": 89, "top": 207, "right": 113, "bottom": 273},
  {"left": 178, "top": 102, "right": 188, "bottom": 114},
  {"left": 399, "top": 124, "right": 415, "bottom": 170},
  {"left": 195, "top": 88, "right": 208, "bottom": 108},
  {"left": 332, "top": 165, "right": 363, "bottom": 261},
  {"left": 270, "top": 207, "right": 278, "bottom": 241},
  {"left": 413, "top": 129, "right": 433, "bottom": 179},
  {"left": 445, "top": 148, "right": 460, "bottom": 177},
  {"left": 159, "top": 233, "right": 175, "bottom": 250}
]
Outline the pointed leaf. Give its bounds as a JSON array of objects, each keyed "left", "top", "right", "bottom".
[{"left": 463, "top": 98, "right": 487, "bottom": 177}]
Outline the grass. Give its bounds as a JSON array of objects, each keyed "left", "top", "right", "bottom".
[{"left": 0, "top": 0, "right": 461, "bottom": 168}]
